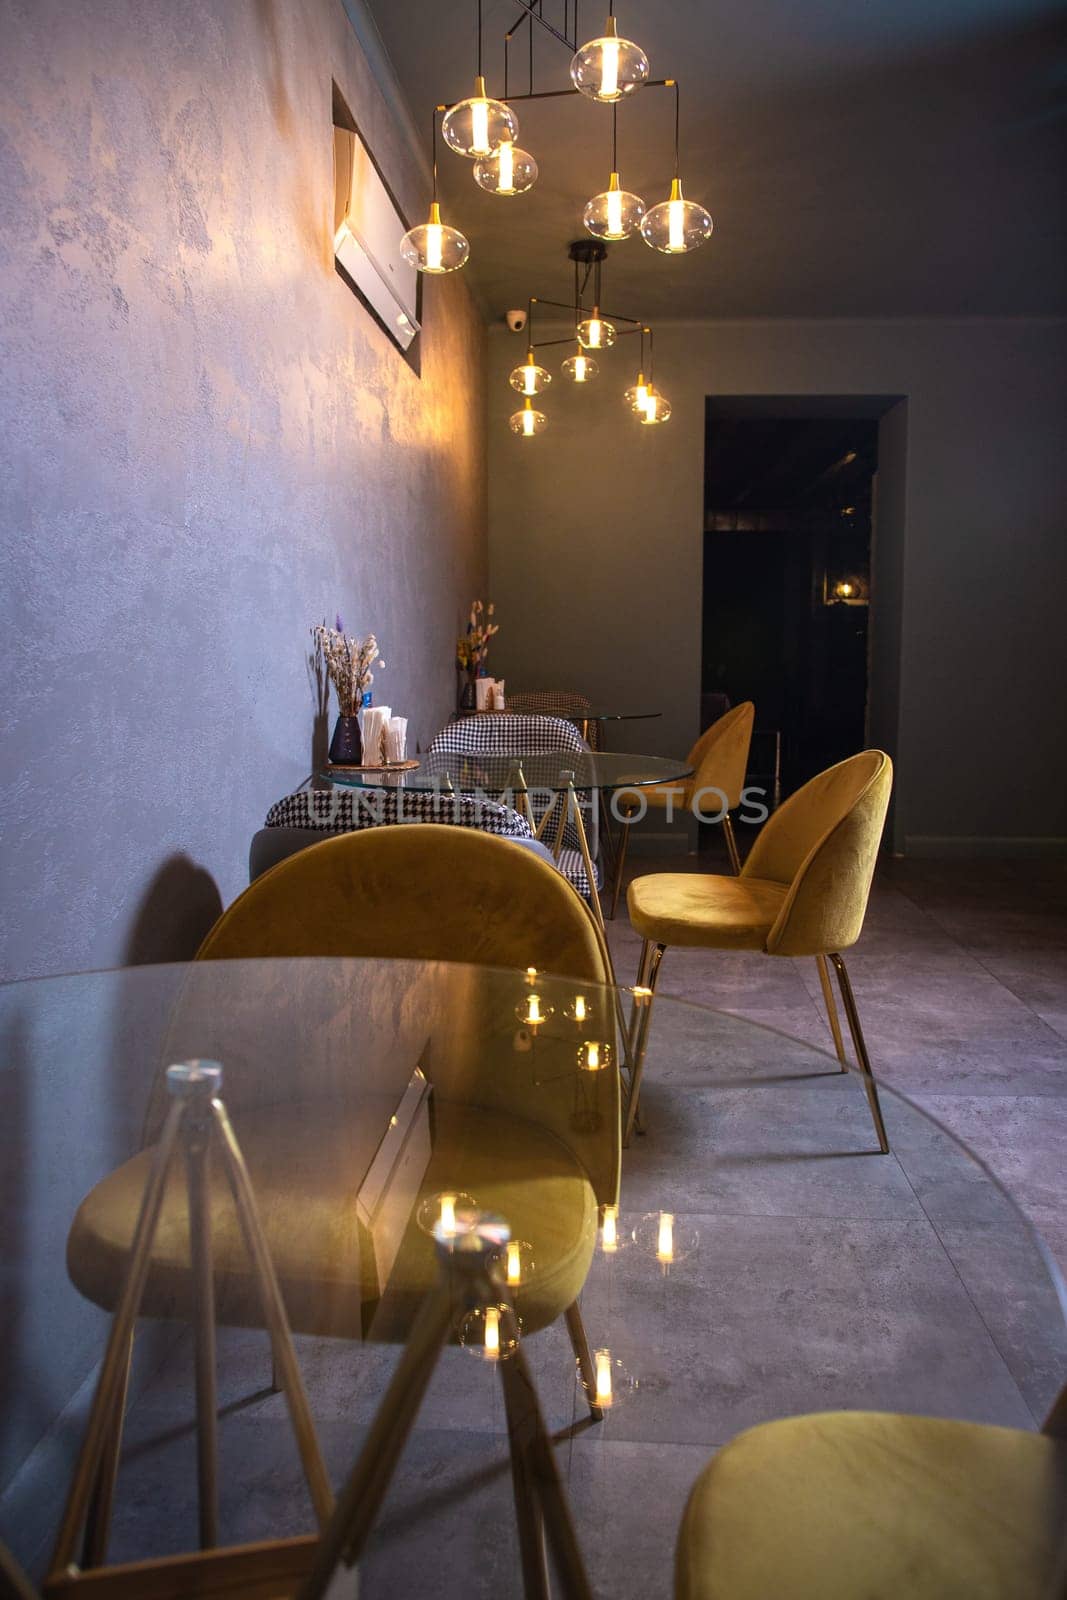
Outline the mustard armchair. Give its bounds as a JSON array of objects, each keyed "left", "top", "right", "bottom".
[
  {"left": 626, "top": 751, "right": 892, "bottom": 1148},
  {"left": 63, "top": 829, "right": 619, "bottom": 1563},
  {"left": 676, "top": 1383, "right": 1067, "bottom": 1599},
  {"left": 611, "top": 702, "right": 755, "bottom": 918}
]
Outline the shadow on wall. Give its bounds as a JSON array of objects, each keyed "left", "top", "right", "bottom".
[{"left": 123, "top": 856, "right": 225, "bottom": 966}]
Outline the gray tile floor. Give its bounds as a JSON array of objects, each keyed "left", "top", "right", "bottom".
[{"left": 63, "top": 857, "right": 1067, "bottom": 1595}]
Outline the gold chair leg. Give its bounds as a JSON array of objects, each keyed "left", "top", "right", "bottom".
[
  {"left": 609, "top": 804, "right": 634, "bottom": 920},
  {"left": 80, "top": 1330, "right": 134, "bottom": 1569},
  {"left": 828, "top": 953, "right": 890, "bottom": 1154},
  {"left": 722, "top": 812, "right": 742, "bottom": 875},
  {"left": 815, "top": 954, "right": 848, "bottom": 1071},
  {"left": 624, "top": 942, "right": 666, "bottom": 1146},
  {"left": 563, "top": 1301, "right": 603, "bottom": 1422}
]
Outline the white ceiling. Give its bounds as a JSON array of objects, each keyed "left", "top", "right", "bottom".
[{"left": 364, "top": 0, "right": 1067, "bottom": 322}]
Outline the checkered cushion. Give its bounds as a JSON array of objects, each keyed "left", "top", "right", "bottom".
[
  {"left": 263, "top": 788, "right": 599, "bottom": 898},
  {"left": 506, "top": 692, "right": 603, "bottom": 750},
  {"left": 428, "top": 714, "right": 587, "bottom": 759},
  {"left": 265, "top": 788, "right": 532, "bottom": 837},
  {"left": 428, "top": 715, "right": 597, "bottom": 859}
]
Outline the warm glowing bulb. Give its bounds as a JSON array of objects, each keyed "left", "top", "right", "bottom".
[
  {"left": 587, "top": 319, "right": 602, "bottom": 348},
  {"left": 439, "top": 1193, "right": 457, "bottom": 1236},
  {"left": 584, "top": 1041, "right": 600, "bottom": 1071},
  {"left": 595, "top": 1348, "right": 614, "bottom": 1407},
  {"left": 527, "top": 993, "right": 543, "bottom": 1024},
  {"left": 573, "top": 356, "right": 588, "bottom": 381},
  {"left": 522, "top": 407, "right": 535, "bottom": 437},
  {"left": 497, "top": 139, "right": 515, "bottom": 192},
  {"left": 602, "top": 1205, "right": 618, "bottom": 1253},
  {"left": 574, "top": 995, "right": 587, "bottom": 1022},
  {"left": 425, "top": 224, "right": 443, "bottom": 272},
  {"left": 521, "top": 365, "right": 538, "bottom": 394},
  {"left": 506, "top": 1241, "right": 522, "bottom": 1286},
  {"left": 606, "top": 187, "right": 623, "bottom": 236},
  {"left": 600, "top": 38, "right": 620, "bottom": 98},
  {"left": 668, "top": 198, "right": 685, "bottom": 251},
  {"left": 640, "top": 389, "right": 656, "bottom": 418},
  {"left": 484, "top": 1305, "right": 501, "bottom": 1359},
  {"left": 657, "top": 1211, "right": 675, "bottom": 1263},
  {"left": 527, "top": 967, "right": 538, "bottom": 981},
  {"left": 471, "top": 98, "right": 490, "bottom": 156}
]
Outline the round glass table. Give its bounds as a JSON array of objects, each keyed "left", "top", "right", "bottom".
[{"left": 1, "top": 960, "right": 1063, "bottom": 1597}]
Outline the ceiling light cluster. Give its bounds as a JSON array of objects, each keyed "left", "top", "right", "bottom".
[
  {"left": 506, "top": 245, "right": 673, "bottom": 439},
  {"left": 400, "top": 3, "right": 714, "bottom": 277}
]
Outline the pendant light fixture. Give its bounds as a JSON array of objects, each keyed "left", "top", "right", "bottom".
[
  {"left": 442, "top": 4, "right": 518, "bottom": 158},
  {"left": 508, "top": 246, "right": 667, "bottom": 437},
  {"left": 400, "top": 109, "right": 470, "bottom": 274},
  {"left": 509, "top": 310, "right": 552, "bottom": 396},
  {"left": 584, "top": 107, "right": 645, "bottom": 241},
  {"left": 623, "top": 327, "right": 652, "bottom": 411},
  {"left": 640, "top": 81, "right": 713, "bottom": 254},
  {"left": 562, "top": 346, "right": 598, "bottom": 383},
  {"left": 570, "top": 6, "right": 650, "bottom": 102},
  {"left": 509, "top": 396, "right": 548, "bottom": 437},
  {"left": 473, "top": 138, "right": 538, "bottom": 195}
]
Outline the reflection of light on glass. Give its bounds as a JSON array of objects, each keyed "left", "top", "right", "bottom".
[
  {"left": 526, "top": 966, "right": 538, "bottom": 983},
  {"left": 439, "top": 1193, "right": 457, "bottom": 1237},
  {"left": 657, "top": 1211, "right": 674, "bottom": 1264},
  {"left": 574, "top": 995, "right": 587, "bottom": 1022},
  {"left": 506, "top": 1241, "right": 522, "bottom": 1285},
  {"left": 595, "top": 1348, "right": 614, "bottom": 1408},
  {"left": 484, "top": 1305, "right": 501, "bottom": 1359},
  {"left": 527, "top": 993, "right": 543, "bottom": 1025},
  {"left": 633, "top": 1210, "right": 699, "bottom": 1271},
  {"left": 601, "top": 1204, "right": 619, "bottom": 1253},
  {"left": 578, "top": 1040, "right": 610, "bottom": 1072}
]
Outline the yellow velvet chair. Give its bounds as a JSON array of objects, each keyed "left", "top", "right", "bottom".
[
  {"left": 611, "top": 702, "right": 755, "bottom": 918},
  {"left": 626, "top": 751, "right": 892, "bottom": 1148},
  {"left": 675, "top": 1384, "right": 1067, "bottom": 1599},
  {"left": 64, "top": 828, "right": 619, "bottom": 1560}
]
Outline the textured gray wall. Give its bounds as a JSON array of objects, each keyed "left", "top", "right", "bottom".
[
  {"left": 488, "top": 317, "right": 1067, "bottom": 853},
  {"left": 0, "top": 0, "right": 488, "bottom": 981}
]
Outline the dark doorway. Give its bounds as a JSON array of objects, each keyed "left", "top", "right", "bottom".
[{"left": 703, "top": 404, "right": 878, "bottom": 813}]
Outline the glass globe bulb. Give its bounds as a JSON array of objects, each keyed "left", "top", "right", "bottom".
[
  {"left": 624, "top": 371, "right": 650, "bottom": 412},
  {"left": 473, "top": 140, "right": 538, "bottom": 195},
  {"left": 583, "top": 172, "right": 645, "bottom": 241},
  {"left": 640, "top": 178, "right": 714, "bottom": 254},
  {"left": 570, "top": 16, "right": 649, "bottom": 102},
  {"left": 399, "top": 202, "right": 470, "bottom": 274},
  {"left": 509, "top": 398, "right": 547, "bottom": 437},
  {"left": 442, "top": 77, "right": 518, "bottom": 158},
  {"left": 576, "top": 312, "right": 616, "bottom": 350},
  {"left": 638, "top": 386, "right": 672, "bottom": 424},
  {"left": 562, "top": 350, "right": 599, "bottom": 383},
  {"left": 509, "top": 350, "right": 552, "bottom": 396}
]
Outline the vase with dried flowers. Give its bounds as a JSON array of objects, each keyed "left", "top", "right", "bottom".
[
  {"left": 456, "top": 600, "right": 499, "bottom": 711},
  {"left": 312, "top": 616, "right": 385, "bottom": 764}
]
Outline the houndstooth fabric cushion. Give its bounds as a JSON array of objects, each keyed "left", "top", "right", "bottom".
[
  {"left": 428, "top": 714, "right": 587, "bottom": 759},
  {"left": 263, "top": 788, "right": 600, "bottom": 898},
  {"left": 428, "top": 715, "right": 596, "bottom": 858},
  {"left": 506, "top": 692, "right": 603, "bottom": 750},
  {"left": 265, "top": 788, "right": 533, "bottom": 837}
]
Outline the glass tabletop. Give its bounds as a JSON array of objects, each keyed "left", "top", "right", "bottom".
[
  {"left": 2, "top": 958, "right": 1063, "bottom": 1595},
  {"left": 323, "top": 749, "right": 692, "bottom": 794}
]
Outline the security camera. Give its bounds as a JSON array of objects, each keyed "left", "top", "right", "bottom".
[{"left": 505, "top": 308, "right": 528, "bottom": 333}]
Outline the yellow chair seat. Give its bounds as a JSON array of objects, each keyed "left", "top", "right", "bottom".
[
  {"left": 67, "top": 1104, "right": 596, "bottom": 1342},
  {"left": 628, "top": 873, "right": 787, "bottom": 949},
  {"left": 631, "top": 782, "right": 690, "bottom": 811},
  {"left": 676, "top": 1410, "right": 1067, "bottom": 1600}
]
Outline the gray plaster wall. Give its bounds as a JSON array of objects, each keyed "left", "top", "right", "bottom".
[
  {"left": 487, "top": 317, "right": 1067, "bottom": 854},
  {"left": 0, "top": 0, "right": 488, "bottom": 981}
]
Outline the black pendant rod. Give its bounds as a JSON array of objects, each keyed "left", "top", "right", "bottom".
[{"left": 530, "top": 294, "right": 645, "bottom": 326}]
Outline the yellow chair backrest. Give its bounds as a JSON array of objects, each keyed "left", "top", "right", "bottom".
[
  {"left": 196, "top": 824, "right": 612, "bottom": 983},
  {"left": 742, "top": 751, "right": 893, "bottom": 957},
  {"left": 686, "top": 702, "right": 755, "bottom": 811}
]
